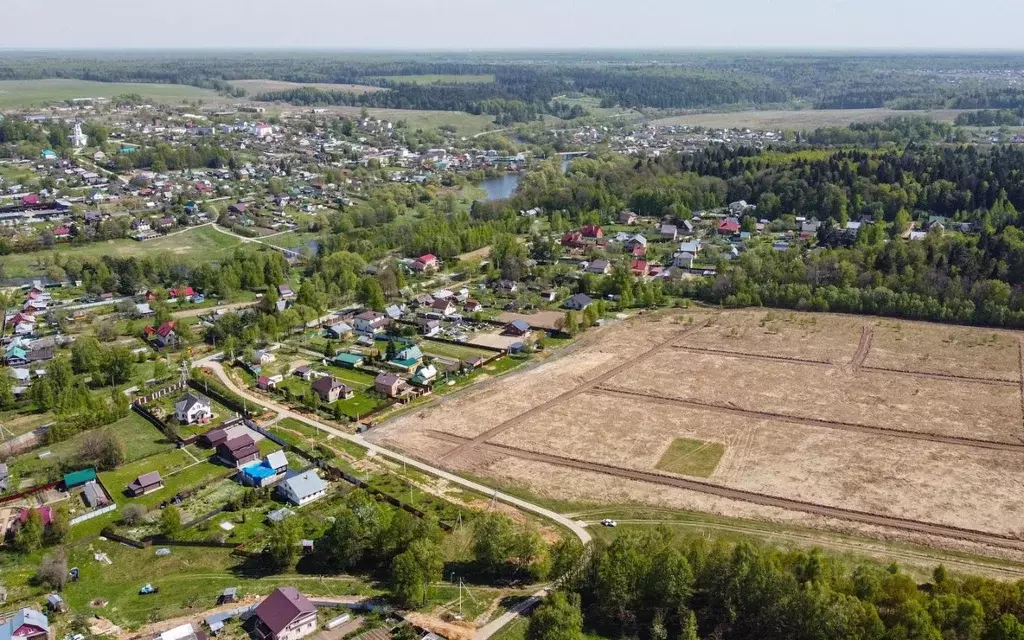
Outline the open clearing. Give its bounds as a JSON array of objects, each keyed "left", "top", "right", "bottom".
[
  {"left": 231, "top": 79, "right": 384, "bottom": 94},
  {"left": 3, "top": 226, "right": 245, "bottom": 277},
  {"left": 650, "top": 108, "right": 967, "bottom": 130},
  {"left": 0, "top": 79, "right": 220, "bottom": 108},
  {"left": 370, "top": 309, "right": 1024, "bottom": 558}
]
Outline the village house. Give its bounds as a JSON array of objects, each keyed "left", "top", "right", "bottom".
[
  {"left": 352, "top": 311, "right": 388, "bottom": 336},
  {"left": 502, "top": 319, "right": 531, "bottom": 337},
  {"left": 564, "top": 293, "right": 593, "bottom": 311},
  {"left": 0, "top": 609, "right": 49, "bottom": 640},
  {"left": 584, "top": 259, "right": 610, "bottom": 275},
  {"left": 374, "top": 372, "right": 406, "bottom": 398},
  {"left": 252, "top": 588, "right": 317, "bottom": 640},
  {"left": 175, "top": 392, "right": 212, "bottom": 425},
  {"left": 326, "top": 322, "right": 352, "bottom": 340},
  {"left": 417, "top": 318, "right": 441, "bottom": 337},
  {"left": 430, "top": 298, "right": 456, "bottom": 316},
  {"left": 410, "top": 253, "right": 439, "bottom": 272},
  {"left": 618, "top": 210, "right": 638, "bottom": 225},
  {"left": 144, "top": 320, "right": 176, "bottom": 348},
  {"left": 277, "top": 471, "right": 328, "bottom": 507},
  {"left": 240, "top": 451, "right": 288, "bottom": 487},
  {"left": 660, "top": 224, "right": 678, "bottom": 241},
  {"left": 217, "top": 435, "right": 260, "bottom": 468},
  {"left": 581, "top": 224, "right": 604, "bottom": 239},
  {"left": 310, "top": 376, "right": 354, "bottom": 403},
  {"left": 126, "top": 471, "right": 164, "bottom": 497}
]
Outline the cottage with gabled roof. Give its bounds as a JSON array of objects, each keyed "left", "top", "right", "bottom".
[
  {"left": 127, "top": 471, "right": 164, "bottom": 497},
  {"left": 175, "top": 393, "right": 212, "bottom": 425},
  {"left": 0, "top": 609, "right": 49, "bottom": 640},
  {"left": 277, "top": 471, "right": 327, "bottom": 507},
  {"left": 252, "top": 588, "right": 317, "bottom": 640},
  {"left": 310, "top": 376, "right": 353, "bottom": 403},
  {"left": 217, "top": 435, "right": 259, "bottom": 468}
]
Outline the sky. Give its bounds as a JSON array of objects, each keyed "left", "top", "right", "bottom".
[{"left": 4, "top": 0, "right": 1024, "bottom": 50}]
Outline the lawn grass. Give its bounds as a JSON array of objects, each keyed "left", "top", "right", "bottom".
[
  {"left": 0, "top": 79, "right": 221, "bottom": 108},
  {"left": 98, "top": 449, "right": 231, "bottom": 511},
  {"left": 3, "top": 226, "right": 245, "bottom": 278},
  {"left": 333, "top": 393, "right": 384, "bottom": 420},
  {"left": 654, "top": 438, "right": 726, "bottom": 478},
  {"left": 5, "top": 412, "right": 171, "bottom": 488}
]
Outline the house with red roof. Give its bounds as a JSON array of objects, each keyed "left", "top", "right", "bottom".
[
  {"left": 52, "top": 225, "right": 71, "bottom": 240},
  {"left": 718, "top": 218, "right": 741, "bottom": 235},
  {"left": 560, "top": 231, "right": 586, "bottom": 249},
  {"left": 631, "top": 259, "right": 650, "bottom": 276},
  {"left": 581, "top": 224, "right": 604, "bottom": 239},
  {"left": 410, "top": 253, "right": 439, "bottom": 272},
  {"left": 144, "top": 321, "right": 176, "bottom": 348},
  {"left": 21, "top": 194, "right": 39, "bottom": 206},
  {"left": 170, "top": 286, "right": 195, "bottom": 300}
]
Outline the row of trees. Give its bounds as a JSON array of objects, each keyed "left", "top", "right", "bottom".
[{"left": 531, "top": 530, "right": 1024, "bottom": 640}]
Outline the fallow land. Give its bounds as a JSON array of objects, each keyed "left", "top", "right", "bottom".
[{"left": 369, "top": 309, "right": 1024, "bottom": 559}]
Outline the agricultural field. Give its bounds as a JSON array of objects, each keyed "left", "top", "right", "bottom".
[
  {"left": 649, "top": 108, "right": 967, "bottom": 130},
  {"left": 230, "top": 79, "right": 384, "bottom": 94},
  {"left": 370, "top": 309, "right": 1024, "bottom": 559},
  {"left": 0, "top": 79, "right": 221, "bottom": 108},
  {"left": 376, "top": 74, "right": 496, "bottom": 84},
  {"left": 2, "top": 225, "right": 246, "bottom": 278}
]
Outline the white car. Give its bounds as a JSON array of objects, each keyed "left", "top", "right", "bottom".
[{"left": 600, "top": 519, "right": 617, "bottom": 527}]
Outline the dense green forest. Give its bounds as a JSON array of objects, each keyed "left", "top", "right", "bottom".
[
  {"left": 7, "top": 52, "right": 1024, "bottom": 112},
  {"left": 536, "top": 529, "right": 1024, "bottom": 640}
]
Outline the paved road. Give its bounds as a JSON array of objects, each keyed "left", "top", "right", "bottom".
[{"left": 193, "top": 356, "right": 590, "bottom": 639}]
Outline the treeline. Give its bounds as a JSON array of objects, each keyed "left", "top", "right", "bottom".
[
  {"left": 800, "top": 116, "right": 961, "bottom": 146},
  {"left": 103, "top": 142, "right": 234, "bottom": 172},
  {"left": 538, "top": 529, "right": 1024, "bottom": 640},
  {"left": 10, "top": 52, "right": 1024, "bottom": 113},
  {"left": 955, "top": 109, "right": 1024, "bottom": 127}
]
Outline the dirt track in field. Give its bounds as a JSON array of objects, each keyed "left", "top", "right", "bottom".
[
  {"left": 591, "top": 386, "right": 1024, "bottom": 453},
  {"left": 426, "top": 430, "right": 1024, "bottom": 552}
]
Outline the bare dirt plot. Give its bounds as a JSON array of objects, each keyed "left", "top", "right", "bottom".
[
  {"left": 495, "top": 310, "right": 566, "bottom": 332},
  {"left": 864, "top": 319, "right": 1021, "bottom": 381},
  {"left": 472, "top": 392, "right": 1024, "bottom": 537},
  {"left": 468, "top": 331, "right": 528, "bottom": 350},
  {"left": 650, "top": 108, "right": 966, "bottom": 130},
  {"left": 232, "top": 79, "right": 384, "bottom": 94},
  {"left": 677, "top": 309, "right": 862, "bottom": 364},
  {"left": 606, "top": 351, "right": 1022, "bottom": 443}
]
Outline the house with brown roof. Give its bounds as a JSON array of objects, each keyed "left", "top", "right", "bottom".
[
  {"left": 374, "top": 372, "right": 405, "bottom": 398},
  {"left": 217, "top": 435, "right": 259, "bottom": 468},
  {"left": 199, "top": 427, "right": 228, "bottom": 448},
  {"left": 126, "top": 471, "right": 164, "bottom": 497},
  {"left": 310, "top": 376, "right": 353, "bottom": 403},
  {"left": 252, "top": 587, "right": 317, "bottom": 640}
]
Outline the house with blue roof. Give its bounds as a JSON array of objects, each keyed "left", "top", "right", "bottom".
[{"left": 239, "top": 451, "right": 289, "bottom": 487}]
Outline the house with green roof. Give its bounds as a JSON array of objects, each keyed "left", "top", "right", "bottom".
[
  {"left": 389, "top": 345, "right": 423, "bottom": 371},
  {"left": 63, "top": 468, "right": 97, "bottom": 489},
  {"left": 333, "top": 352, "right": 364, "bottom": 369}
]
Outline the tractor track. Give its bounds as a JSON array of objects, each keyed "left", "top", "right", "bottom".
[
  {"left": 426, "top": 430, "right": 1024, "bottom": 551},
  {"left": 437, "top": 321, "right": 710, "bottom": 462},
  {"left": 591, "top": 386, "right": 1024, "bottom": 454},
  {"left": 859, "top": 365, "right": 1018, "bottom": 387},
  {"left": 851, "top": 325, "right": 874, "bottom": 372},
  {"left": 668, "top": 345, "right": 834, "bottom": 367}
]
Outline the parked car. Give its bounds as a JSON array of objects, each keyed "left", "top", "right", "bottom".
[{"left": 600, "top": 519, "right": 617, "bottom": 527}]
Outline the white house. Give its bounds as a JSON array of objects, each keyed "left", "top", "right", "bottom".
[
  {"left": 277, "top": 471, "right": 327, "bottom": 507},
  {"left": 174, "top": 393, "right": 212, "bottom": 425},
  {"left": 352, "top": 311, "right": 388, "bottom": 336}
]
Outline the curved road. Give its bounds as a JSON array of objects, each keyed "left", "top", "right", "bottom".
[{"left": 192, "top": 356, "right": 590, "bottom": 639}]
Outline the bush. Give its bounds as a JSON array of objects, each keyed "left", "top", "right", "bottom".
[{"left": 121, "top": 504, "right": 146, "bottom": 525}]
